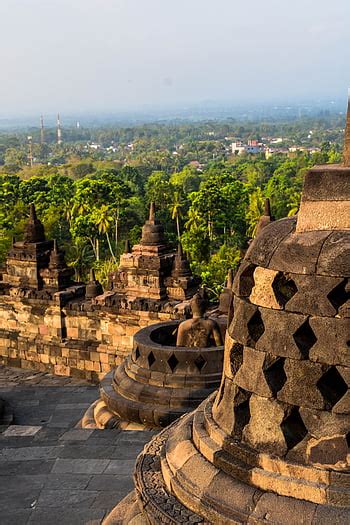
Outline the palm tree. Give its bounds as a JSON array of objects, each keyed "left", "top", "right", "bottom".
[
  {"left": 72, "top": 200, "right": 90, "bottom": 217},
  {"left": 287, "top": 191, "right": 301, "bottom": 216},
  {"left": 246, "top": 188, "right": 265, "bottom": 237},
  {"left": 94, "top": 205, "right": 116, "bottom": 261},
  {"left": 94, "top": 258, "right": 118, "bottom": 289},
  {"left": 62, "top": 199, "right": 74, "bottom": 228},
  {"left": 184, "top": 207, "right": 202, "bottom": 232},
  {"left": 170, "top": 191, "right": 183, "bottom": 239},
  {"left": 68, "top": 239, "right": 94, "bottom": 282},
  {"left": 114, "top": 205, "right": 120, "bottom": 255}
]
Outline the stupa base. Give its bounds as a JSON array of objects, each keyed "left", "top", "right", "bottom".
[
  {"left": 86, "top": 320, "right": 224, "bottom": 431},
  {"left": 81, "top": 398, "right": 147, "bottom": 431},
  {"left": 105, "top": 395, "right": 350, "bottom": 524},
  {"left": 103, "top": 491, "right": 145, "bottom": 525}
]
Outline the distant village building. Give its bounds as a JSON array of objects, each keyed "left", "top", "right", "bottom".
[
  {"left": 231, "top": 141, "right": 246, "bottom": 155},
  {"left": 289, "top": 146, "right": 321, "bottom": 154},
  {"left": 246, "top": 139, "right": 264, "bottom": 154},
  {"left": 188, "top": 160, "right": 203, "bottom": 171},
  {"left": 265, "top": 146, "right": 321, "bottom": 159},
  {"left": 265, "top": 146, "right": 290, "bottom": 159},
  {"left": 231, "top": 139, "right": 264, "bottom": 155}
]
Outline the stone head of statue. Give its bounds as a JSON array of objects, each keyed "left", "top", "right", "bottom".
[{"left": 190, "top": 293, "right": 206, "bottom": 318}]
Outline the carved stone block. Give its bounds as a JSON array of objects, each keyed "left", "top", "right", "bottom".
[
  {"left": 249, "top": 267, "right": 283, "bottom": 310},
  {"left": 242, "top": 395, "right": 288, "bottom": 456},
  {"left": 256, "top": 309, "right": 311, "bottom": 360},
  {"left": 285, "top": 275, "right": 344, "bottom": 317},
  {"left": 269, "top": 230, "right": 331, "bottom": 275},
  {"left": 278, "top": 359, "right": 326, "bottom": 409},
  {"left": 317, "top": 231, "right": 350, "bottom": 277},
  {"left": 309, "top": 317, "right": 350, "bottom": 367},
  {"left": 234, "top": 347, "right": 275, "bottom": 398}
]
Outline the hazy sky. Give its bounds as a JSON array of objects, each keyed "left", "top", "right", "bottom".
[{"left": 1, "top": 0, "right": 349, "bottom": 115}]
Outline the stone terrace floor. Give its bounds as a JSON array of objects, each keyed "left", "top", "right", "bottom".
[{"left": 0, "top": 365, "right": 155, "bottom": 525}]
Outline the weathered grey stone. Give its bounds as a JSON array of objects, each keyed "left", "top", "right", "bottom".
[
  {"left": 277, "top": 360, "right": 326, "bottom": 409},
  {"left": 234, "top": 347, "right": 274, "bottom": 398},
  {"left": 301, "top": 166, "right": 350, "bottom": 201},
  {"left": 37, "top": 488, "right": 99, "bottom": 508},
  {"left": 309, "top": 317, "right": 350, "bottom": 367},
  {"left": 204, "top": 471, "right": 261, "bottom": 520},
  {"left": 269, "top": 230, "right": 331, "bottom": 275},
  {"left": 248, "top": 492, "right": 317, "bottom": 525},
  {"left": 245, "top": 217, "right": 297, "bottom": 268},
  {"left": 312, "top": 505, "right": 350, "bottom": 524},
  {"left": 297, "top": 201, "right": 350, "bottom": 233},
  {"left": 212, "top": 377, "right": 240, "bottom": 436},
  {"left": 332, "top": 366, "right": 350, "bottom": 415},
  {"left": 229, "top": 297, "right": 263, "bottom": 347},
  {"left": 2, "top": 425, "right": 41, "bottom": 437},
  {"left": 317, "top": 231, "right": 350, "bottom": 277},
  {"left": 232, "top": 260, "right": 256, "bottom": 297},
  {"left": 299, "top": 407, "right": 349, "bottom": 439},
  {"left": 285, "top": 275, "right": 344, "bottom": 317},
  {"left": 256, "top": 309, "right": 311, "bottom": 359},
  {"left": 52, "top": 458, "right": 110, "bottom": 474}
]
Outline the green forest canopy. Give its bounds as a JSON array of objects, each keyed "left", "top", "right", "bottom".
[{"left": 0, "top": 115, "right": 343, "bottom": 295}]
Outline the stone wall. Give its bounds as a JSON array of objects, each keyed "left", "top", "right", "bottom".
[{"left": 0, "top": 294, "right": 180, "bottom": 382}]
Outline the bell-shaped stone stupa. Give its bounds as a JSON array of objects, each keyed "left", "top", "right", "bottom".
[
  {"left": 90, "top": 292, "right": 224, "bottom": 430},
  {"left": 105, "top": 96, "right": 350, "bottom": 524}
]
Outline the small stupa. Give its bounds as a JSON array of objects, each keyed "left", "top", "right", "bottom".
[
  {"left": 255, "top": 198, "right": 274, "bottom": 237},
  {"left": 3, "top": 204, "right": 53, "bottom": 289},
  {"left": 2, "top": 205, "right": 75, "bottom": 293},
  {"left": 85, "top": 269, "right": 103, "bottom": 299},
  {"left": 106, "top": 202, "right": 200, "bottom": 307},
  {"left": 165, "top": 243, "right": 200, "bottom": 300},
  {"left": 41, "top": 239, "right": 74, "bottom": 291}
]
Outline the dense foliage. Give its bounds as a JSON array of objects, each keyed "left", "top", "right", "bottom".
[{"left": 0, "top": 117, "right": 343, "bottom": 295}]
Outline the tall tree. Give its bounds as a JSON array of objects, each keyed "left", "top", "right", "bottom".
[
  {"left": 93, "top": 205, "right": 116, "bottom": 261},
  {"left": 170, "top": 191, "right": 183, "bottom": 239}
]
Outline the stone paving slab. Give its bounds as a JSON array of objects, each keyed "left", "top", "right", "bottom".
[
  {"left": 2, "top": 509, "right": 33, "bottom": 525},
  {"left": 60, "top": 429, "right": 95, "bottom": 441},
  {"left": 52, "top": 458, "right": 111, "bottom": 474},
  {"left": 0, "top": 366, "right": 156, "bottom": 524},
  {"left": 104, "top": 460, "right": 136, "bottom": 476},
  {"left": 27, "top": 508, "right": 106, "bottom": 525},
  {"left": 3, "top": 425, "right": 42, "bottom": 437}
]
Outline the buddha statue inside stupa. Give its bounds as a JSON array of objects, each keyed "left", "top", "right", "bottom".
[
  {"left": 176, "top": 292, "right": 223, "bottom": 347},
  {"left": 83, "top": 289, "right": 225, "bottom": 430}
]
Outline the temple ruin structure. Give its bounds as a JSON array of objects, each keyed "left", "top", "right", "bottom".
[{"left": 0, "top": 203, "right": 200, "bottom": 381}]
